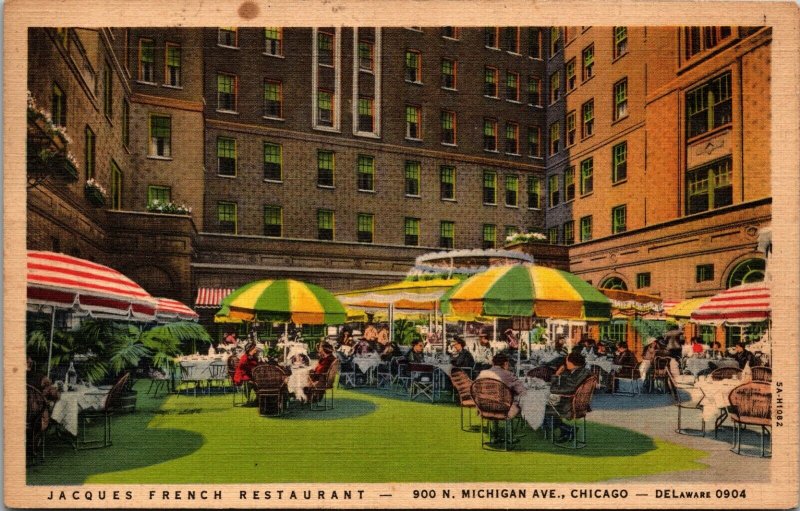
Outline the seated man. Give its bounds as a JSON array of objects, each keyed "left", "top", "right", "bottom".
[
  {"left": 477, "top": 353, "right": 527, "bottom": 417},
  {"left": 405, "top": 339, "right": 425, "bottom": 364},
  {"left": 472, "top": 333, "right": 493, "bottom": 372},
  {"left": 547, "top": 351, "right": 592, "bottom": 441},
  {"left": 450, "top": 336, "right": 475, "bottom": 369},
  {"left": 733, "top": 342, "right": 755, "bottom": 369}
]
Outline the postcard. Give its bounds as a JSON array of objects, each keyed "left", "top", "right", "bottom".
[{"left": 5, "top": 0, "right": 799, "bottom": 508}]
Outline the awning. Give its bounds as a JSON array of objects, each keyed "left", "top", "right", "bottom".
[
  {"left": 599, "top": 288, "right": 663, "bottom": 316},
  {"left": 666, "top": 297, "right": 712, "bottom": 319},
  {"left": 195, "top": 287, "right": 234, "bottom": 308},
  {"left": 155, "top": 297, "right": 199, "bottom": 322},
  {"left": 691, "top": 282, "right": 770, "bottom": 324}
]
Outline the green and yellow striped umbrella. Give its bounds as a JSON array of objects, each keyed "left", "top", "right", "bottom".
[
  {"left": 215, "top": 279, "right": 346, "bottom": 325},
  {"left": 440, "top": 265, "right": 611, "bottom": 321}
]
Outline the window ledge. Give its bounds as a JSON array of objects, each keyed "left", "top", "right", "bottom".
[
  {"left": 611, "top": 52, "right": 628, "bottom": 64},
  {"left": 405, "top": 194, "right": 422, "bottom": 199},
  {"left": 354, "top": 131, "right": 380, "bottom": 139},
  {"left": 442, "top": 36, "right": 460, "bottom": 42},
  {"left": 136, "top": 80, "right": 158, "bottom": 86},
  {"left": 527, "top": 207, "right": 542, "bottom": 211},
  {"left": 217, "top": 44, "right": 240, "bottom": 50},
  {"left": 318, "top": 63, "right": 335, "bottom": 69},
  {"left": 441, "top": 142, "right": 458, "bottom": 147},
  {"left": 263, "top": 52, "right": 285, "bottom": 58},
  {"left": 529, "top": 56, "right": 544, "bottom": 61},
  {"left": 359, "top": 68, "right": 375, "bottom": 75},
  {"left": 580, "top": 191, "right": 594, "bottom": 198},
  {"left": 582, "top": 133, "right": 595, "bottom": 142},
  {"left": 582, "top": 74, "right": 595, "bottom": 85},
  {"left": 405, "top": 137, "right": 423, "bottom": 142},
  {"left": 612, "top": 178, "right": 628, "bottom": 187},
  {"left": 506, "top": 99, "right": 522, "bottom": 104},
  {"left": 565, "top": 198, "right": 576, "bottom": 204},
  {"left": 357, "top": 189, "right": 376, "bottom": 194},
  {"left": 263, "top": 179, "right": 283, "bottom": 184},
  {"left": 505, "top": 152, "right": 521, "bottom": 157},
  {"left": 317, "top": 185, "right": 335, "bottom": 190},
  {"left": 162, "top": 84, "right": 183, "bottom": 90},
  {"left": 217, "top": 174, "right": 237, "bottom": 179},
  {"left": 484, "top": 149, "right": 499, "bottom": 154},
  {"left": 216, "top": 109, "right": 239, "bottom": 115},
  {"left": 405, "top": 80, "right": 424, "bottom": 86},
  {"left": 485, "top": 46, "right": 501, "bottom": 51},
  {"left": 484, "top": 95, "right": 500, "bottom": 100},
  {"left": 611, "top": 114, "right": 629, "bottom": 127},
  {"left": 482, "top": 203, "right": 498, "bottom": 207},
  {"left": 313, "top": 126, "right": 340, "bottom": 133},
  {"left": 549, "top": 98, "right": 562, "bottom": 107},
  {"left": 147, "top": 155, "right": 173, "bottom": 161},
  {"left": 442, "top": 86, "right": 457, "bottom": 92},
  {"left": 528, "top": 155, "right": 544, "bottom": 160},
  {"left": 507, "top": 51, "right": 522, "bottom": 57},
  {"left": 528, "top": 104, "right": 544, "bottom": 109},
  {"left": 505, "top": 204, "right": 519, "bottom": 209},
  {"left": 441, "top": 198, "right": 457, "bottom": 203}
]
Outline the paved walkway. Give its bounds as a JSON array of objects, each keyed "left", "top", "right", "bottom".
[{"left": 588, "top": 392, "right": 770, "bottom": 482}]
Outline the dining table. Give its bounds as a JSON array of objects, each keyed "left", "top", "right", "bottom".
[
  {"left": 285, "top": 366, "right": 312, "bottom": 402},
  {"left": 690, "top": 375, "right": 744, "bottom": 423},
  {"left": 518, "top": 378, "right": 551, "bottom": 430},
  {"left": 50, "top": 384, "right": 111, "bottom": 436},
  {"left": 177, "top": 354, "right": 230, "bottom": 381}
]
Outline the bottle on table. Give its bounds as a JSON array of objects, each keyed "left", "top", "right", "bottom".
[{"left": 66, "top": 361, "right": 77, "bottom": 390}]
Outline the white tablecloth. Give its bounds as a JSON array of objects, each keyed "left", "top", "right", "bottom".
[
  {"left": 586, "top": 358, "right": 620, "bottom": 374},
  {"left": 178, "top": 356, "right": 229, "bottom": 381},
  {"left": 684, "top": 358, "right": 711, "bottom": 376},
  {"left": 692, "top": 377, "right": 743, "bottom": 421},
  {"left": 287, "top": 367, "right": 311, "bottom": 402},
  {"left": 519, "top": 381, "right": 550, "bottom": 430},
  {"left": 353, "top": 353, "right": 382, "bottom": 374},
  {"left": 51, "top": 385, "right": 109, "bottom": 436}
]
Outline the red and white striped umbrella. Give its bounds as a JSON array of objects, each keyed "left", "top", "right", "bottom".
[
  {"left": 27, "top": 250, "right": 157, "bottom": 321},
  {"left": 690, "top": 282, "right": 770, "bottom": 324},
  {"left": 155, "top": 297, "right": 199, "bottom": 322}
]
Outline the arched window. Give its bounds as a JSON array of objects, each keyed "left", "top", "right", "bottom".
[
  {"left": 600, "top": 276, "right": 628, "bottom": 290},
  {"left": 727, "top": 258, "right": 765, "bottom": 288}
]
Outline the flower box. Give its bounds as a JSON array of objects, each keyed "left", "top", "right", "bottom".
[{"left": 85, "top": 185, "right": 106, "bottom": 206}]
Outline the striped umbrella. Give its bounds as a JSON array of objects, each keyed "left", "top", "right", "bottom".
[
  {"left": 440, "top": 265, "right": 611, "bottom": 321},
  {"left": 155, "top": 297, "right": 199, "bottom": 322},
  {"left": 216, "top": 279, "right": 346, "bottom": 324},
  {"left": 691, "top": 282, "right": 770, "bottom": 324},
  {"left": 665, "top": 296, "right": 712, "bottom": 320}
]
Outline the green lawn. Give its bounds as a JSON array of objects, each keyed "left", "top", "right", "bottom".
[{"left": 27, "top": 380, "right": 707, "bottom": 484}]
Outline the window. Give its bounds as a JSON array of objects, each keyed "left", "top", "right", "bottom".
[
  {"left": 505, "top": 226, "right": 517, "bottom": 240},
  {"left": 149, "top": 115, "right": 171, "bottom": 157},
  {"left": 358, "top": 40, "right": 374, "bottom": 71},
  {"left": 165, "top": 43, "right": 181, "bottom": 86},
  {"left": 580, "top": 215, "right": 593, "bottom": 242},
  {"left": 696, "top": 264, "right": 714, "bottom": 283},
  {"left": 405, "top": 50, "right": 421, "bottom": 82},
  {"left": 264, "top": 206, "right": 282, "bottom": 237},
  {"left": 582, "top": 44, "right": 594, "bottom": 80},
  {"left": 550, "top": 27, "right": 560, "bottom": 56},
  {"left": 357, "top": 213, "right": 374, "bottom": 243},
  {"left": 218, "top": 27, "right": 237, "bottom": 47},
  {"left": 440, "top": 166, "right": 455, "bottom": 200},
  {"left": 217, "top": 202, "right": 237, "bottom": 234},
  {"left": 405, "top": 105, "right": 421, "bottom": 139},
  {"left": 405, "top": 161, "right": 421, "bottom": 196},
  {"left": 686, "top": 157, "right": 733, "bottom": 214},
  {"left": 122, "top": 100, "right": 130, "bottom": 147},
  {"left": 528, "top": 127, "right": 541, "bottom": 158},
  {"left": 483, "top": 119, "right": 497, "bottom": 151},
  {"left": 441, "top": 58, "right": 456, "bottom": 89},
  {"left": 564, "top": 166, "right": 575, "bottom": 201},
  {"left": 549, "top": 71, "right": 560, "bottom": 103},
  {"left": 263, "top": 143, "right": 282, "bottom": 181},
  {"left": 484, "top": 27, "right": 499, "bottom": 48},
  {"left": 614, "top": 27, "right": 628, "bottom": 58},
  {"left": 317, "top": 210, "right": 334, "bottom": 240},
  {"left": 147, "top": 185, "right": 170, "bottom": 206},
  {"left": 684, "top": 26, "right": 732, "bottom": 60},
  {"left": 503, "top": 27, "right": 520, "bottom": 53},
  {"left": 563, "top": 221, "right": 575, "bottom": 245},
  {"left": 317, "top": 90, "right": 334, "bottom": 126},
  {"left": 529, "top": 28, "right": 542, "bottom": 58},
  {"left": 318, "top": 30, "right": 334, "bottom": 66},
  {"left": 548, "top": 174, "right": 560, "bottom": 207},
  {"left": 566, "top": 59, "right": 576, "bottom": 91},
  {"left": 612, "top": 142, "right": 627, "bottom": 183},
  {"left": 482, "top": 224, "right": 496, "bottom": 249},
  {"left": 264, "top": 80, "right": 282, "bottom": 118},
  {"left": 527, "top": 176, "right": 541, "bottom": 209},
  {"left": 506, "top": 71, "right": 519, "bottom": 101},
  {"left": 505, "top": 122, "right": 519, "bottom": 154},
  {"left": 357, "top": 155, "right": 374, "bottom": 191},
  {"left": 727, "top": 258, "right": 766, "bottom": 287},
  {"left": 602, "top": 277, "right": 630, "bottom": 291},
  {"left": 483, "top": 170, "right": 497, "bottom": 205},
  {"left": 217, "top": 137, "right": 236, "bottom": 176},
  {"left": 528, "top": 77, "right": 541, "bottom": 106},
  {"left": 580, "top": 157, "right": 594, "bottom": 195},
  {"left": 84, "top": 126, "right": 95, "bottom": 179},
  {"left": 636, "top": 272, "right": 651, "bottom": 289},
  {"left": 138, "top": 39, "right": 154, "bottom": 82},
  {"left": 358, "top": 97, "right": 374, "bottom": 132},
  {"left": 441, "top": 110, "right": 456, "bottom": 145},
  {"left": 442, "top": 26, "right": 460, "bottom": 39},
  {"left": 505, "top": 175, "right": 518, "bottom": 207},
  {"left": 265, "top": 27, "right": 283, "bottom": 56},
  {"left": 440, "top": 221, "right": 455, "bottom": 248},
  {"left": 110, "top": 161, "right": 122, "bottom": 210},
  {"left": 404, "top": 218, "right": 420, "bottom": 246},
  {"left": 614, "top": 78, "right": 628, "bottom": 120},
  {"left": 317, "top": 150, "right": 335, "bottom": 187},
  {"left": 612, "top": 204, "right": 627, "bottom": 234},
  {"left": 600, "top": 320, "right": 627, "bottom": 344},
  {"left": 566, "top": 111, "right": 576, "bottom": 146},
  {"left": 51, "top": 83, "right": 67, "bottom": 127},
  {"left": 686, "top": 72, "right": 732, "bottom": 139},
  {"left": 582, "top": 99, "right": 594, "bottom": 138},
  {"left": 217, "top": 74, "right": 237, "bottom": 112},
  {"left": 548, "top": 227, "right": 559, "bottom": 245},
  {"left": 549, "top": 122, "right": 560, "bottom": 155},
  {"left": 102, "top": 66, "right": 113, "bottom": 118},
  {"left": 484, "top": 66, "right": 498, "bottom": 97}
]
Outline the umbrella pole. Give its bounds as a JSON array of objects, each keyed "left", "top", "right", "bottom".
[
  {"left": 284, "top": 322, "right": 289, "bottom": 361},
  {"left": 493, "top": 318, "right": 497, "bottom": 343},
  {"left": 389, "top": 304, "right": 394, "bottom": 344},
  {"left": 46, "top": 307, "right": 56, "bottom": 379}
]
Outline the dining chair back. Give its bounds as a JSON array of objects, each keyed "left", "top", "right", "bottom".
[
  {"left": 750, "top": 366, "right": 772, "bottom": 383},
  {"left": 526, "top": 365, "right": 554, "bottom": 383},
  {"left": 470, "top": 378, "right": 517, "bottom": 451},
  {"left": 710, "top": 367, "right": 742, "bottom": 381},
  {"left": 728, "top": 382, "right": 771, "bottom": 457}
]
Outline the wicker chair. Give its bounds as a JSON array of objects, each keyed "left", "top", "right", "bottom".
[
  {"left": 449, "top": 368, "right": 477, "bottom": 431},
  {"left": 251, "top": 364, "right": 288, "bottom": 416},
  {"left": 710, "top": 367, "right": 742, "bottom": 381},
  {"left": 470, "top": 378, "right": 518, "bottom": 451},
  {"left": 750, "top": 366, "right": 772, "bottom": 383},
  {"left": 308, "top": 358, "right": 340, "bottom": 411},
  {"left": 526, "top": 366, "right": 555, "bottom": 383},
  {"left": 728, "top": 382, "right": 771, "bottom": 457},
  {"left": 545, "top": 375, "right": 598, "bottom": 449},
  {"left": 666, "top": 370, "right": 705, "bottom": 437},
  {"left": 76, "top": 373, "right": 129, "bottom": 450},
  {"left": 649, "top": 356, "right": 671, "bottom": 393},
  {"left": 227, "top": 355, "right": 249, "bottom": 406},
  {"left": 26, "top": 384, "right": 49, "bottom": 463}
]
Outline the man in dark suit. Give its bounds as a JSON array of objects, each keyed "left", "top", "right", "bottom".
[
  {"left": 733, "top": 342, "right": 755, "bottom": 369},
  {"left": 547, "top": 351, "right": 592, "bottom": 441},
  {"left": 450, "top": 336, "right": 475, "bottom": 369}
]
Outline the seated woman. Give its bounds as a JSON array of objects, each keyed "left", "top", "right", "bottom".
[
  {"left": 234, "top": 342, "right": 261, "bottom": 397},
  {"left": 303, "top": 343, "right": 336, "bottom": 400}
]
